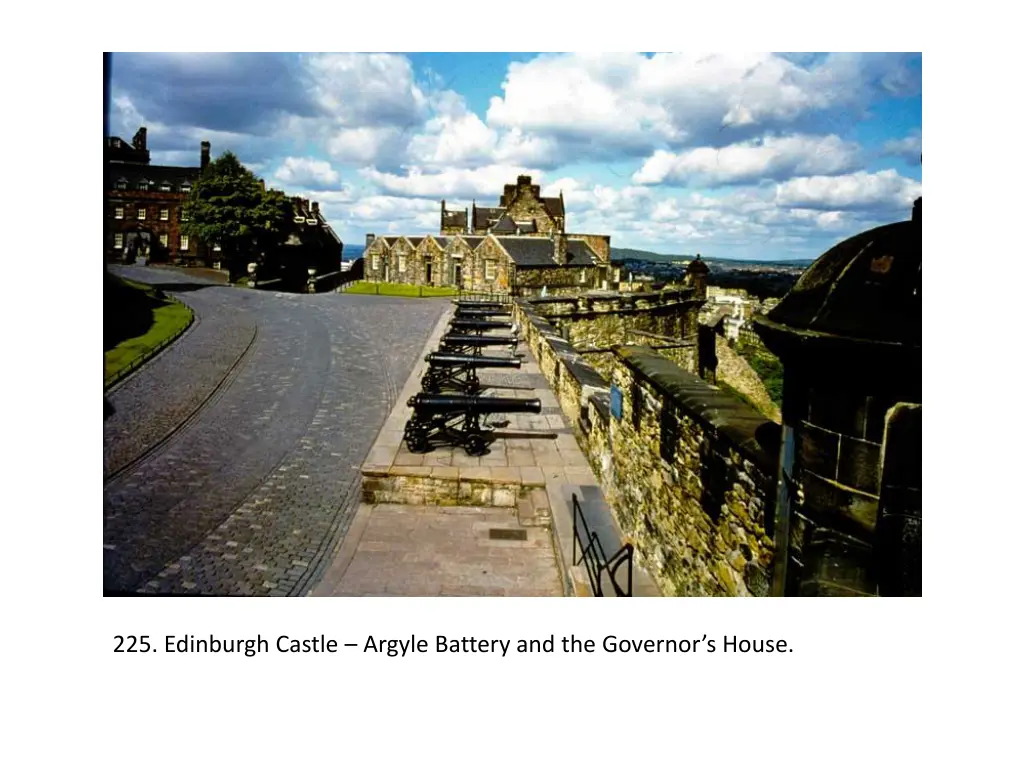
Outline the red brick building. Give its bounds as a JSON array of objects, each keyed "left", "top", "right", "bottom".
[{"left": 105, "top": 127, "right": 214, "bottom": 266}]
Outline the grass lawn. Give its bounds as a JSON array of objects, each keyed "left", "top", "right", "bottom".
[
  {"left": 105, "top": 275, "right": 193, "bottom": 387},
  {"left": 343, "top": 281, "right": 458, "bottom": 298}
]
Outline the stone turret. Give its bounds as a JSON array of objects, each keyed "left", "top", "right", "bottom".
[
  {"left": 752, "top": 200, "right": 922, "bottom": 597},
  {"left": 200, "top": 141, "right": 211, "bottom": 170},
  {"left": 686, "top": 254, "right": 709, "bottom": 300}
]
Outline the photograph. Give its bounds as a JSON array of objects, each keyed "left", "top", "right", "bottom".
[{"left": 102, "top": 51, "right": 922, "bottom": 598}]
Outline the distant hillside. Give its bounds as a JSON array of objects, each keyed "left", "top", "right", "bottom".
[{"left": 610, "top": 246, "right": 814, "bottom": 269}]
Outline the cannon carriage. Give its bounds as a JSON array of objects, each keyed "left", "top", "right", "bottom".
[
  {"left": 421, "top": 352, "right": 521, "bottom": 395},
  {"left": 448, "top": 318, "right": 516, "bottom": 334},
  {"left": 403, "top": 393, "right": 542, "bottom": 456},
  {"left": 439, "top": 333, "right": 518, "bottom": 356}
]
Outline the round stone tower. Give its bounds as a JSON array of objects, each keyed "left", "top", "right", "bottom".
[{"left": 752, "top": 199, "right": 921, "bottom": 596}]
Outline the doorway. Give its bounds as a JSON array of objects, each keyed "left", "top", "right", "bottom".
[
  {"left": 426, "top": 261, "right": 433, "bottom": 284},
  {"left": 453, "top": 263, "right": 462, "bottom": 287}
]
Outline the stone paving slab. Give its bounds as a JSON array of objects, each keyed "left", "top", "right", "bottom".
[{"left": 312, "top": 504, "right": 563, "bottom": 597}]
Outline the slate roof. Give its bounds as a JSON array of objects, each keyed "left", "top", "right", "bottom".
[
  {"left": 491, "top": 214, "right": 518, "bottom": 233},
  {"left": 408, "top": 237, "right": 424, "bottom": 247},
  {"left": 442, "top": 209, "right": 467, "bottom": 229},
  {"left": 473, "top": 207, "right": 503, "bottom": 230},
  {"left": 461, "top": 236, "right": 486, "bottom": 250},
  {"left": 431, "top": 236, "right": 449, "bottom": 248},
  {"left": 497, "top": 237, "right": 555, "bottom": 267},
  {"left": 566, "top": 239, "right": 597, "bottom": 266},
  {"left": 107, "top": 163, "right": 200, "bottom": 189},
  {"left": 541, "top": 196, "right": 565, "bottom": 218}
]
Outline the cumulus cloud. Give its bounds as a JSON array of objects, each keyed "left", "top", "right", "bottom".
[
  {"left": 273, "top": 156, "right": 340, "bottom": 188},
  {"left": 487, "top": 52, "right": 920, "bottom": 158},
  {"left": 774, "top": 169, "right": 922, "bottom": 211},
  {"left": 882, "top": 131, "right": 922, "bottom": 164},
  {"left": 361, "top": 165, "right": 544, "bottom": 199},
  {"left": 632, "top": 134, "right": 860, "bottom": 186}
]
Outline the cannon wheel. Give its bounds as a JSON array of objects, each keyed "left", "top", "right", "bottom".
[
  {"left": 465, "top": 433, "right": 487, "bottom": 457},
  {"left": 405, "top": 426, "right": 430, "bottom": 453}
]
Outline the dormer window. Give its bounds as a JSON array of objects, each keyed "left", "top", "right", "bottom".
[
  {"left": 138, "top": 180, "right": 150, "bottom": 192},
  {"left": 179, "top": 183, "right": 192, "bottom": 194},
  {"left": 115, "top": 178, "right": 127, "bottom": 190},
  {"left": 306, "top": 218, "right": 317, "bottom": 225},
  {"left": 293, "top": 215, "right": 306, "bottom": 224},
  {"left": 159, "top": 181, "right": 171, "bottom": 192}
]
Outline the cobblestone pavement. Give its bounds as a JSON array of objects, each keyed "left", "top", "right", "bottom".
[{"left": 103, "top": 266, "right": 447, "bottom": 595}]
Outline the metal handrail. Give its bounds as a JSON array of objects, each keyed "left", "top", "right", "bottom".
[{"left": 571, "top": 493, "right": 633, "bottom": 597}]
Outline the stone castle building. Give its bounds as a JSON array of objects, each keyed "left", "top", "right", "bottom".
[{"left": 363, "top": 175, "right": 620, "bottom": 296}]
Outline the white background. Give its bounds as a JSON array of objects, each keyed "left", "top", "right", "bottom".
[{"left": 3, "top": 6, "right": 1021, "bottom": 765}]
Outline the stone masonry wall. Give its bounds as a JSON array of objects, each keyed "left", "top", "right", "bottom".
[
  {"left": 514, "top": 300, "right": 779, "bottom": 596},
  {"left": 714, "top": 336, "right": 782, "bottom": 423}
]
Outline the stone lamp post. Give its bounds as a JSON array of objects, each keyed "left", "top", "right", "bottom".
[{"left": 753, "top": 199, "right": 922, "bottom": 596}]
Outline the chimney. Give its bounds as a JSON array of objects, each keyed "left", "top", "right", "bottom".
[
  {"left": 552, "top": 232, "right": 566, "bottom": 265},
  {"left": 366, "top": 233, "right": 376, "bottom": 248},
  {"left": 132, "top": 126, "right": 147, "bottom": 151},
  {"left": 312, "top": 201, "right": 319, "bottom": 215},
  {"left": 200, "top": 141, "right": 211, "bottom": 170}
]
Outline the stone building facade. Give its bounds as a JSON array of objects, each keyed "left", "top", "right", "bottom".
[{"left": 365, "top": 175, "right": 618, "bottom": 296}]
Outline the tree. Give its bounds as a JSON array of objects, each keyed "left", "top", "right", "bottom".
[{"left": 182, "top": 151, "right": 292, "bottom": 281}]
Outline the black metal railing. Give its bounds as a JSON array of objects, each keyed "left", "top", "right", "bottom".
[{"left": 571, "top": 493, "right": 634, "bottom": 596}]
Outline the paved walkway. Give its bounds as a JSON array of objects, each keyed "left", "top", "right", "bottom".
[
  {"left": 314, "top": 504, "right": 562, "bottom": 596},
  {"left": 103, "top": 266, "right": 448, "bottom": 596}
]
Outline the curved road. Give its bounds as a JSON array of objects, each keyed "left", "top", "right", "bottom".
[{"left": 104, "top": 266, "right": 447, "bottom": 595}]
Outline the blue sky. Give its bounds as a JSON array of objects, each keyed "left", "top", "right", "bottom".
[{"left": 108, "top": 52, "right": 921, "bottom": 261}]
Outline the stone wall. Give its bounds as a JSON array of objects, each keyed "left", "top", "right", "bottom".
[
  {"left": 514, "top": 300, "right": 779, "bottom": 596},
  {"left": 713, "top": 336, "right": 782, "bottom": 422}
]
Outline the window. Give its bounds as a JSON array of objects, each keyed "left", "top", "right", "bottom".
[
  {"left": 485, "top": 260, "right": 497, "bottom": 281},
  {"left": 159, "top": 182, "right": 171, "bottom": 192},
  {"left": 398, "top": 254, "right": 406, "bottom": 272},
  {"left": 213, "top": 242, "right": 222, "bottom": 252},
  {"left": 180, "top": 183, "right": 192, "bottom": 194},
  {"left": 579, "top": 268, "right": 588, "bottom": 284},
  {"left": 114, "top": 206, "right": 124, "bottom": 220},
  {"left": 180, "top": 209, "right": 190, "bottom": 222},
  {"left": 115, "top": 179, "right": 127, "bottom": 190},
  {"left": 136, "top": 207, "right": 146, "bottom": 220},
  {"left": 372, "top": 254, "right": 380, "bottom": 270},
  {"left": 180, "top": 234, "right": 190, "bottom": 251},
  {"left": 159, "top": 234, "right": 169, "bottom": 248},
  {"left": 113, "top": 233, "right": 123, "bottom": 249},
  {"left": 138, "top": 180, "right": 149, "bottom": 191},
  {"left": 159, "top": 208, "right": 169, "bottom": 221}
]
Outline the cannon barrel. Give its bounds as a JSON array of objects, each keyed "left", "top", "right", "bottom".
[
  {"left": 425, "top": 353, "right": 521, "bottom": 369},
  {"left": 449, "top": 319, "right": 514, "bottom": 331},
  {"left": 407, "top": 393, "right": 542, "bottom": 414},
  {"left": 441, "top": 334, "right": 517, "bottom": 347}
]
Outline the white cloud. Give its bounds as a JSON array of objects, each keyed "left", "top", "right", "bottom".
[
  {"left": 632, "top": 134, "right": 860, "bottom": 186},
  {"left": 273, "top": 156, "right": 340, "bottom": 188},
  {"left": 486, "top": 52, "right": 919, "bottom": 157},
  {"left": 774, "top": 169, "right": 922, "bottom": 211},
  {"left": 882, "top": 131, "right": 922, "bottom": 164},
  {"left": 361, "top": 165, "right": 544, "bottom": 199}
]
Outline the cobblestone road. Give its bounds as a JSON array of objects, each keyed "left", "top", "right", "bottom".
[{"left": 103, "top": 266, "right": 447, "bottom": 595}]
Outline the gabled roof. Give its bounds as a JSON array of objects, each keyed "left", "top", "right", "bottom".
[
  {"left": 408, "top": 237, "right": 424, "bottom": 247},
  {"left": 382, "top": 236, "right": 402, "bottom": 246},
  {"left": 460, "top": 236, "right": 486, "bottom": 250},
  {"left": 541, "top": 196, "right": 565, "bottom": 219}
]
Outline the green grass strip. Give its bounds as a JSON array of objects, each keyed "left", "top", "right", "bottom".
[
  {"left": 104, "top": 281, "right": 194, "bottom": 388},
  {"left": 342, "top": 281, "right": 458, "bottom": 298}
]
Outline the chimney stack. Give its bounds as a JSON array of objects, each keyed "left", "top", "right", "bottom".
[
  {"left": 366, "top": 234, "right": 376, "bottom": 248},
  {"left": 200, "top": 141, "right": 211, "bottom": 170},
  {"left": 312, "top": 201, "right": 319, "bottom": 215},
  {"left": 132, "top": 126, "right": 147, "bottom": 151}
]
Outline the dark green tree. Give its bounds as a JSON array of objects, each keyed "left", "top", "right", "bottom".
[{"left": 182, "top": 151, "right": 292, "bottom": 281}]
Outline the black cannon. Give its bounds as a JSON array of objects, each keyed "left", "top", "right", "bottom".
[
  {"left": 454, "top": 306, "right": 513, "bottom": 318},
  {"left": 440, "top": 333, "right": 518, "bottom": 356},
  {"left": 448, "top": 318, "right": 515, "bottom": 334},
  {"left": 404, "top": 393, "right": 542, "bottom": 455},
  {"left": 421, "top": 352, "right": 521, "bottom": 394}
]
